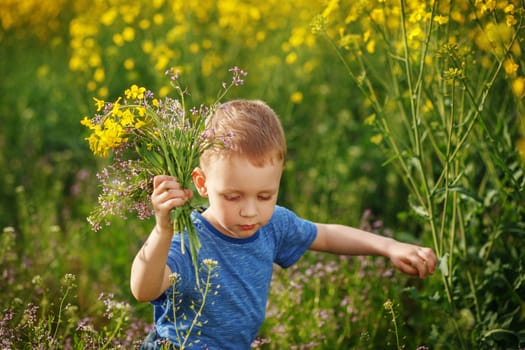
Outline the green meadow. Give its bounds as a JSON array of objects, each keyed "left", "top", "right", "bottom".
[{"left": 1, "top": 1, "right": 523, "bottom": 348}]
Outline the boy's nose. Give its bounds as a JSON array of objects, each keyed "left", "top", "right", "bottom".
[{"left": 240, "top": 200, "right": 257, "bottom": 217}]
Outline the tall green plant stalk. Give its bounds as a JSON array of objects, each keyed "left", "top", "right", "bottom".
[
  {"left": 319, "top": 0, "right": 521, "bottom": 289},
  {"left": 314, "top": 0, "right": 525, "bottom": 346}
]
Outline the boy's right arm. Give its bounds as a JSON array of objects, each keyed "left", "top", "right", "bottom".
[{"left": 130, "top": 175, "right": 192, "bottom": 302}]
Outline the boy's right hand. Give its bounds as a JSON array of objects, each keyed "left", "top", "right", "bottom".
[{"left": 151, "top": 175, "right": 193, "bottom": 232}]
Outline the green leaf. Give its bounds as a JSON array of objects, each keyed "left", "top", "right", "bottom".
[
  {"left": 408, "top": 196, "right": 430, "bottom": 218},
  {"left": 439, "top": 253, "right": 449, "bottom": 277},
  {"left": 433, "top": 185, "right": 482, "bottom": 204},
  {"left": 139, "top": 148, "right": 165, "bottom": 172}
]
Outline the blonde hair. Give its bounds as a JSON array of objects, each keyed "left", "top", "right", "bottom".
[{"left": 201, "top": 99, "right": 286, "bottom": 166}]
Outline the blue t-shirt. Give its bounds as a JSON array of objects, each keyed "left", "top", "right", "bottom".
[{"left": 151, "top": 205, "right": 317, "bottom": 349}]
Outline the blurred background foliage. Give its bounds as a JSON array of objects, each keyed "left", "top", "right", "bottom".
[{"left": 0, "top": 0, "right": 524, "bottom": 348}]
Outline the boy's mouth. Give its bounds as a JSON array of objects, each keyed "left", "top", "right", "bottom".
[{"left": 239, "top": 224, "right": 256, "bottom": 231}]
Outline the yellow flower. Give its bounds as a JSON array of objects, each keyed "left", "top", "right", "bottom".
[
  {"left": 153, "top": 13, "right": 164, "bottom": 25},
  {"left": 139, "top": 19, "right": 150, "bottom": 30},
  {"left": 517, "top": 138, "right": 525, "bottom": 162},
  {"left": 113, "top": 33, "right": 124, "bottom": 47},
  {"left": 155, "top": 55, "right": 170, "bottom": 72},
  {"left": 159, "top": 86, "right": 170, "bottom": 97},
  {"left": 69, "top": 55, "right": 83, "bottom": 71},
  {"left": 512, "top": 77, "right": 525, "bottom": 97},
  {"left": 408, "top": 26, "right": 423, "bottom": 42},
  {"left": 363, "top": 30, "right": 371, "bottom": 43},
  {"left": 423, "top": 99, "right": 434, "bottom": 113},
  {"left": 366, "top": 39, "right": 376, "bottom": 54},
  {"left": 81, "top": 116, "right": 93, "bottom": 128},
  {"left": 37, "top": 65, "right": 49, "bottom": 78},
  {"left": 98, "top": 119, "right": 126, "bottom": 154},
  {"left": 94, "top": 68, "right": 105, "bottom": 83},
  {"left": 112, "top": 97, "right": 122, "bottom": 116},
  {"left": 120, "top": 109, "right": 135, "bottom": 127},
  {"left": 370, "top": 9, "right": 384, "bottom": 24},
  {"left": 256, "top": 31, "right": 265, "bottom": 42},
  {"left": 289, "top": 28, "right": 306, "bottom": 47},
  {"left": 290, "top": 91, "right": 303, "bottom": 104},
  {"left": 88, "top": 53, "right": 101, "bottom": 67},
  {"left": 142, "top": 40, "right": 154, "bottom": 54},
  {"left": 504, "top": 58, "right": 518, "bottom": 75},
  {"left": 98, "top": 87, "right": 109, "bottom": 98},
  {"left": 310, "top": 14, "right": 327, "bottom": 34},
  {"left": 125, "top": 85, "right": 147, "bottom": 100},
  {"left": 433, "top": 15, "right": 449, "bottom": 25},
  {"left": 504, "top": 4, "right": 515, "bottom": 13},
  {"left": 83, "top": 117, "right": 126, "bottom": 158},
  {"left": 285, "top": 52, "right": 297, "bottom": 65},
  {"left": 136, "top": 107, "right": 146, "bottom": 117},
  {"left": 370, "top": 134, "right": 383, "bottom": 144},
  {"left": 189, "top": 42, "right": 200, "bottom": 54},
  {"left": 124, "top": 58, "right": 135, "bottom": 70},
  {"left": 409, "top": 4, "right": 431, "bottom": 23},
  {"left": 364, "top": 113, "right": 376, "bottom": 126},
  {"left": 153, "top": 0, "right": 164, "bottom": 9},
  {"left": 444, "top": 67, "right": 464, "bottom": 81},
  {"left": 122, "top": 27, "right": 135, "bottom": 42},
  {"left": 101, "top": 8, "right": 118, "bottom": 26},
  {"left": 202, "top": 39, "right": 212, "bottom": 49},
  {"left": 93, "top": 97, "right": 105, "bottom": 112},
  {"left": 322, "top": 0, "right": 339, "bottom": 18},
  {"left": 503, "top": 58, "right": 519, "bottom": 75},
  {"left": 478, "top": 0, "right": 496, "bottom": 14},
  {"left": 506, "top": 15, "right": 517, "bottom": 27}
]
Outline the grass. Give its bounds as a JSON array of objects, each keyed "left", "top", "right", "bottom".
[{"left": 1, "top": 0, "right": 524, "bottom": 348}]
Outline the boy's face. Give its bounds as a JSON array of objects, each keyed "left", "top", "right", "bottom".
[{"left": 193, "top": 154, "right": 283, "bottom": 238}]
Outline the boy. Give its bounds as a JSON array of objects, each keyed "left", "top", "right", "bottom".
[{"left": 131, "top": 99, "right": 437, "bottom": 349}]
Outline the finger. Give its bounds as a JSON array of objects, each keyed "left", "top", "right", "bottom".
[
  {"left": 152, "top": 193, "right": 188, "bottom": 213},
  {"left": 402, "top": 254, "right": 428, "bottom": 279},
  {"left": 152, "top": 186, "right": 182, "bottom": 208},
  {"left": 153, "top": 179, "right": 182, "bottom": 197},
  {"left": 397, "top": 260, "right": 419, "bottom": 276},
  {"left": 155, "top": 188, "right": 188, "bottom": 204},
  {"left": 417, "top": 248, "right": 437, "bottom": 274},
  {"left": 164, "top": 196, "right": 190, "bottom": 208},
  {"left": 153, "top": 175, "right": 178, "bottom": 191},
  {"left": 419, "top": 260, "right": 428, "bottom": 279},
  {"left": 167, "top": 188, "right": 191, "bottom": 200},
  {"left": 153, "top": 175, "right": 168, "bottom": 190}
]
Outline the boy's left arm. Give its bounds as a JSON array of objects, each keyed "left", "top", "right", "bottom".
[{"left": 310, "top": 223, "right": 437, "bottom": 279}]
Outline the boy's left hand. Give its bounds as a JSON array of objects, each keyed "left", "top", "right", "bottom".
[{"left": 388, "top": 242, "right": 437, "bottom": 279}]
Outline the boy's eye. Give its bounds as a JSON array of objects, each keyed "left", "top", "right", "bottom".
[
  {"left": 258, "top": 195, "right": 272, "bottom": 201},
  {"left": 224, "top": 194, "right": 240, "bottom": 201}
]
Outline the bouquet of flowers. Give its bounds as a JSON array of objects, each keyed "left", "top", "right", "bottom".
[{"left": 81, "top": 67, "right": 247, "bottom": 279}]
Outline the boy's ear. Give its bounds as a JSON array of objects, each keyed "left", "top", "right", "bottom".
[{"left": 192, "top": 167, "right": 208, "bottom": 197}]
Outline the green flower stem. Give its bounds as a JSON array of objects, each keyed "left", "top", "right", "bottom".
[
  {"left": 171, "top": 263, "right": 217, "bottom": 350},
  {"left": 101, "top": 314, "right": 125, "bottom": 350},
  {"left": 179, "top": 268, "right": 213, "bottom": 350},
  {"left": 172, "top": 204, "right": 201, "bottom": 287},
  {"left": 384, "top": 300, "right": 402, "bottom": 350},
  {"left": 51, "top": 283, "right": 72, "bottom": 341}
]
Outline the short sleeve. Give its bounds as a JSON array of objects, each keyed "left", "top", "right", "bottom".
[{"left": 271, "top": 206, "right": 317, "bottom": 268}]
